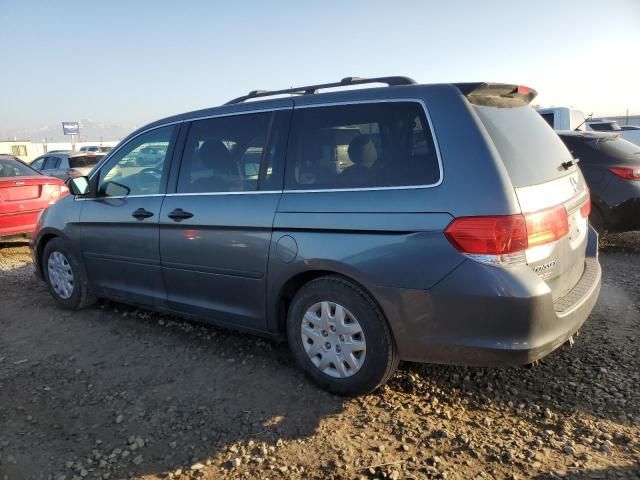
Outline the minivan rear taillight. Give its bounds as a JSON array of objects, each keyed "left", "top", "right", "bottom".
[
  {"left": 445, "top": 204, "right": 569, "bottom": 265},
  {"left": 444, "top": 216, "right": 527, "bottom": 255},
  {"left": 524, "top": 205, "right": 569, "bottom": 248},
  {"left": 609, "top": 166, "right": 640, "bottom": 180}
]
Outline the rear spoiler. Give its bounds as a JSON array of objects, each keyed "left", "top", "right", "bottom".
[{"left": 455, "top": 83, "right": 537, "bottom": 107}]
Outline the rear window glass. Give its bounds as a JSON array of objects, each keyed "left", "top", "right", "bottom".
[
  {"left": 284, "top": 102, "right": 440, "bottom": 190},
  {"left": 69, "top": 155, "right": 102, "bottom": 168},
  {"left": 474, "top": 105, "right": 574, "bottom": 187},
  {"left": 0, "top": 159, "right": 37, "bottom": 177}
]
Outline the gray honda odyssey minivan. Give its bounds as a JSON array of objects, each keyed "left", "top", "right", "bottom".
[{"left": 31, "top": 77, "right": 601, "bottom": 395}]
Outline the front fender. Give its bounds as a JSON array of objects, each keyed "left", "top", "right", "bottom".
[{"left": 30, "top": 196, "right": 84, "bottom": 280}]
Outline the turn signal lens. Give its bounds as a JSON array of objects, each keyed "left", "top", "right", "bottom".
[
  {"left": 524, "top": 205, "right": 569, "bottom": 248},
  {"left": 580, "top": 193, "right": 591, "bottom": 218}
]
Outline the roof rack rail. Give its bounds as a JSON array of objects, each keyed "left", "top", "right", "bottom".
[{"left": 224, "top": 76, "right": 417, "bottom": 105}]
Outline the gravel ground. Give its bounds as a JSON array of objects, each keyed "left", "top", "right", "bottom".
[
  {"left": 600, "top": 232, "right": 640, "bottom": 254},
  {"left": 0, "top": 237, "right": 639, "bottom": 480}
]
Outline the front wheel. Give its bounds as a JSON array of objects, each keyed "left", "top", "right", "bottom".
[
  {"left": 286, "top": 276, "right": 399, "bottom": 396},
  {"left": 43, "top": 238, "right": 96, "bottom": 310}
]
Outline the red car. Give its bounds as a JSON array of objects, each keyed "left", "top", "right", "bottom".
[{"left": 0, "top": 155, "right": 69, "bottom": 239}]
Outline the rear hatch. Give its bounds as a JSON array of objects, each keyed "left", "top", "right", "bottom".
[
  {"left": 0, "top": 176, "right": 65, "bottom": 222},
  {"left": 469, "top": 87, "right": 590, "bottom": 301}
]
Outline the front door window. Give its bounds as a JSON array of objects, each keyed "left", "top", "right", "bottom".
[{"left": 98, "top": 125, "right": 174, "bottom": 197}]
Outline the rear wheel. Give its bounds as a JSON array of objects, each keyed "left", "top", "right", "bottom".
[
  {"left": 286, "top": 276, "right": 399, "bottom": 396},
  {"left": 43, "top": 238, "right": 96, "bottom": 310}
]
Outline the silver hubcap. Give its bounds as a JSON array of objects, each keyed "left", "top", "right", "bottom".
[
  {"left": 47, "top": 251, "right": 74, "bottom": 300},
  {"left": 301, "top": 301, "right": 366, "bottom": 378}
]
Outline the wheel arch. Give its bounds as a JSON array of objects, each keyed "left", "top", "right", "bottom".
[
  {"left": 270, "top": 266, "right": 388, "bottom": 336},
  {"left": 34, "top": 228, "right": 77, "bottom": 279}
]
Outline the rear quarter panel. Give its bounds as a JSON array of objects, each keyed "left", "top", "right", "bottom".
[
  {"left": 266, "top": 84, "right": 523, "bottom": 333},
  {"left": 266, "top": 209, "right": 459, "bottom": 332}
]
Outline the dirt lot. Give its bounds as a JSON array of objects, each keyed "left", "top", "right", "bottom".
[{"left": 0, "top": 237, "right": 639, "bottom": 480}]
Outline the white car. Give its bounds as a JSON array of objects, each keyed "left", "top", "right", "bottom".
[{"left": 537, "top": 107, "right": 587, "bottom": 131}]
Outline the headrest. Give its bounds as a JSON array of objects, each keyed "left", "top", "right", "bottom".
[
  {"left": 348, "top": 135, "right": 377, "bottom": 165},
  {"left": 199, "top": 140, "right": 229, "bottom": 164}
]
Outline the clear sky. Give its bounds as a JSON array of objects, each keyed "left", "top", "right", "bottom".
[{"left": 1, "top": 0, "right": 639, "bottom": 133}]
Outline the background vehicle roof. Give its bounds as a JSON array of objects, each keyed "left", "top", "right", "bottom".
[
  {"left": 39, "top": 151, "right": 104, "bottom": 158},
  {"left": 557, "top": 130, "right": 620, "bottom": 140},
  {"left": 69, "top": 151, "right": 104, "bottom": 158}
]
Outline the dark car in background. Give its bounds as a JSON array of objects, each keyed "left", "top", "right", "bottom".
[
  {"left": 0, "top": 155, "right": 68, "bottom": 239},
  {"left": 30, "top": 151, "right": 105, "bottom": 182},
  {"left": 558, "top": 131, "right": 640, "bottom": 233},
  {"left": 31, "top": 77, "right": 600, "bottom": 395},
  {"left": 586, "top": 119, "right": 640, "bottom": 145}
]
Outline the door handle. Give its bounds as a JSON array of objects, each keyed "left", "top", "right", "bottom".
[
  {"left": 132, "top": 208, "right": 154, "bottom": 220},
  {"left": 167, "top": 208, "right": 194, "bottom": 222}
]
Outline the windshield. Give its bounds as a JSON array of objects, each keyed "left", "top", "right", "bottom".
[
  {"left": 0, "top": 159, "right": 38, "bottom": 177},
  {"left": 69, "top": 155, "right": 103, "bottom": 169},
  {"left": 474, "top": 105, "right": 575, "bottom": 187},
  {"left": 594, "top": 136, "right": 640, "bottom": 158}
]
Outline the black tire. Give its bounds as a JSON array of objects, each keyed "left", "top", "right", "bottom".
[
  {"left": 589, "top": 206, "right": 606, "bottom": 235},
  {"left": 42, "top": 238, "right": 96, "bottom": 310},
  {"left": 286, "top": 275, "right": 399, "bottom": 396}
]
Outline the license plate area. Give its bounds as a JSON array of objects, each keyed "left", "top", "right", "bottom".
[{"left": 0, "top": 185, "right": 41, "bottom": 201}]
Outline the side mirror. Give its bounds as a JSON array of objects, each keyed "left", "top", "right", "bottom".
[{"left": 68, "top": 176, "right": 90, "bottom": 195}]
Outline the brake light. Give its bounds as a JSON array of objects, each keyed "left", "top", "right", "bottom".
[
  {"left": 445, "top": 204, "right": 569, "bottom": 264},
  {"left": 43, "top": 183, "right": 69, "bottom": 204},
  {"left": 444, "top": 215, "right": 527, "bottom": 255},
  {"left": 609, "top": 166, "right": 640, "bottom": 180},
  {"left": 517, "top": 85, "right": 533, "bottom": 95}
]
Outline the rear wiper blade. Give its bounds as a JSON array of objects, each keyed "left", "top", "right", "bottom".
[{"left": 561, "top": 158, "right": 579, "bottom": 170}]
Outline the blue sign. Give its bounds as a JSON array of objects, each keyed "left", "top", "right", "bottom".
[{"left": 62, "top": 122, "right": 80, "bottom": 135}]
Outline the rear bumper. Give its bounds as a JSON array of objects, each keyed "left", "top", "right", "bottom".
[
  {"left": 0, "top": 233, "right": 32, "bottom": 241},
  {"left": 604, "top": 197, "right": 640, "bottom": 232},
  {"left": 0, "top": 224, "right": 37, "bottom": 238},
  {"left": 375, "top": 232, "right": 602, "bottom": 366},
  {"left": 0, "top": 211, "right": 39, "bottom": 238}
]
